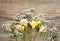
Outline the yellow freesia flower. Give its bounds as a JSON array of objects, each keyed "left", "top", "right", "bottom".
[
  {"left": 16, "top": 24, "right": 25, "bottom": 32},
  {"left": 5, "top": 27, "right": 12, "bottom": 32},
  {"left": 29, "top": 20, "right": 42, "bottom": 29}
]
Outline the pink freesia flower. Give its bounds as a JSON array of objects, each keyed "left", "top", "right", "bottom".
[
  {"left": 39, "top": 25, "right": 47, "bottom": 32},
  {"left": 20, "top": 19, "right": 28, "bottom": 23},
  {"left": 20, "top": 19, "right": 28, "bottom": 26}
]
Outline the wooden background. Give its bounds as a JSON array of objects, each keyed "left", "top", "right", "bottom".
[{"left": 0, "top": 0, "right": 60, "bottom": 41}]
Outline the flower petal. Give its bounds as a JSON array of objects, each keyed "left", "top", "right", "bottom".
[{"left": 39, "top": 25, "right": 47, "bottom": 32}]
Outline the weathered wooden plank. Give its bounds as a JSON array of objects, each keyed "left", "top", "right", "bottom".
[
  {"left": 0, "top": 0, "right": 60, "bottom": 41},
  {"left": 0, "top": 0, "right": 60, "bottom": 4}
]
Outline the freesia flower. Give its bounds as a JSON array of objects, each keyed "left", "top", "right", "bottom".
[
  {"left": 20, "top": 19, "right": 28, "bottom": 26},
  {"left": 29, "top": 20, "right": 42, "bottom": 29},
  {"left": 39, "top": 25, "right": 47, "bottom": 32},
  {"left": 16, "top": 24, "right": 25, "bottom": 32},
  {"left": 5, "top": 27, "right": 12, "bottom": 32}
]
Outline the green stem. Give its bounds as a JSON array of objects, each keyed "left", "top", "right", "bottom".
[
  {"left": 15, "top": 37, "right": 18, "bottom": 41},
  {"left": 30, "top": 32, "right": 33, "bottom": 41},
  {"left": 22, "top": 32, "right": 25, "bottom": 41},
  {"left": 30, "top": 30, "right": 34, "bottom": 41},
  {"left": 22, "top": 37, "right": 25, "bottom": 41},
  {"left": 34, "top": 32, "right": 39, "bottom": 41}
]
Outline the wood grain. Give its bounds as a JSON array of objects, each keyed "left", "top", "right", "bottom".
[{"left": 0, "top": 0, "right": 60, "bottom": 41}]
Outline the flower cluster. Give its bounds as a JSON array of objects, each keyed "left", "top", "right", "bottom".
[{"left": 2, "top": 8, "right": 58, "bottom": 41}]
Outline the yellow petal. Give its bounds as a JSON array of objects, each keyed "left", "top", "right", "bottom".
[
  {"left": 5, "top": 27, "right": 12, "bottom": 32},
  {"left": 36, "top": 21, "right": 42, "bottom": 25},
  {"left": 29, "top": 20, "right": 41, "bottom": 29},
  {"left": 16, "top": 24, "right": 25, "bottom": 32}
]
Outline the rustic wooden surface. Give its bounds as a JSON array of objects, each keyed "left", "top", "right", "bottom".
[{"left": 0, "top": 0, "right": 60, "bottom": 41}]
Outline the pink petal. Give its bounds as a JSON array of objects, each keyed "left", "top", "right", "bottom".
[{"left": 39, "top": 25, "right": 47, "bottom": 32}]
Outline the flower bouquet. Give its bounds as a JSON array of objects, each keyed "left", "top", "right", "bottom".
[{"left": 2, "top": 8, "right": 58, "bottom": 41}]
